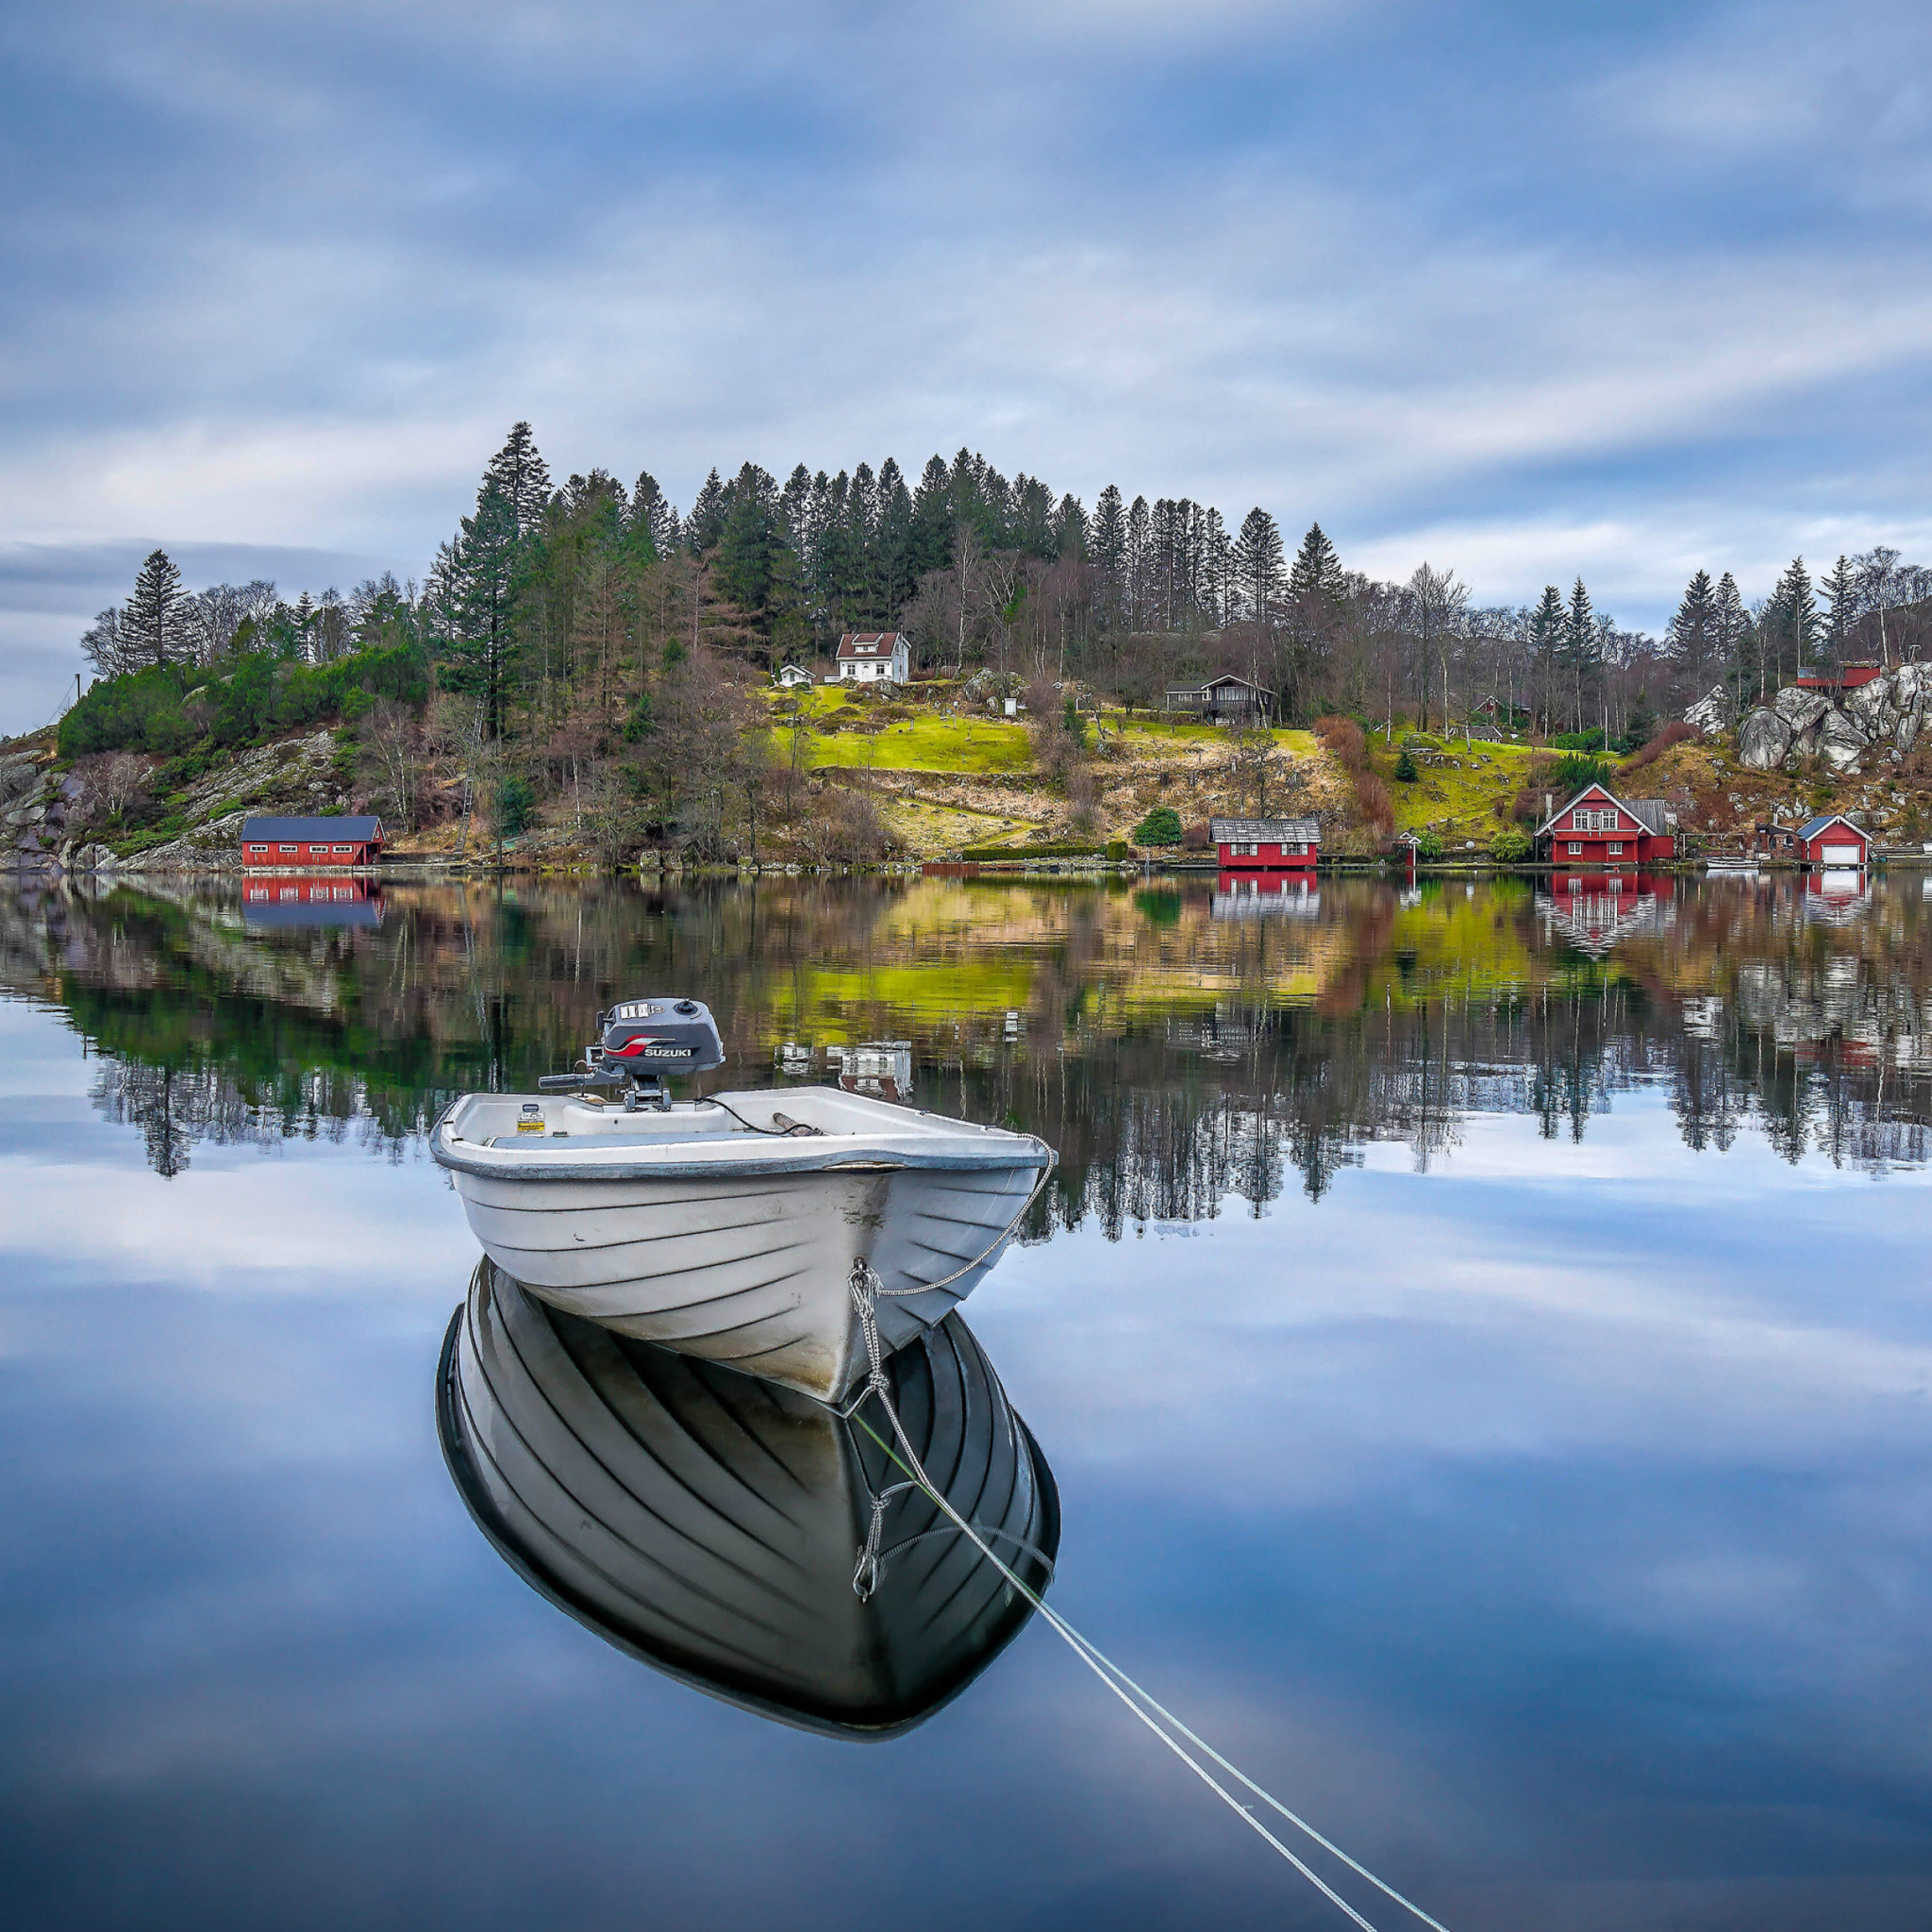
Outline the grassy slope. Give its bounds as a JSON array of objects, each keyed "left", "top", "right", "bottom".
[{"left": 1366, "top": 728, "right": 1539, "bottom": 843}]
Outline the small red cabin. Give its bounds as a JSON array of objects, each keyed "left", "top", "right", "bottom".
[
  {"left": 242, "top": 814, "right": 384, "bottom": 868},
  {"left": 1534, "top": 784, "right": 1674, "bottom": 867},
  {"left": 1794, "top": 663, "right": 1883, "bottom": 692},
  {"left": 1794, "top": 812, "right": 1869, "bottom": 868},
  {"left": 1210, "top": 815, "right": 1319, "bottom": 871}
]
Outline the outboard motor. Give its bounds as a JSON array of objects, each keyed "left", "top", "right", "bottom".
[{"left": 541, "top": 998, "right": 724, "bottom": 1110}]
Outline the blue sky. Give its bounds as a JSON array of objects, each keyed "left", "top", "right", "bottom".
[{"left": 5, "top": 0, "right": 1932, "bottom": 731}]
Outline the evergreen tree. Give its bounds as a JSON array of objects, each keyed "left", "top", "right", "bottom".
[
  {"left": 907, "top": 456, "right": 954, "bottom": 584},
  {"left": 1669, "top": 569, "right": 1717, "bottom": 691},
  {"left": 1562, "top": 578, "right": 1595, "bottom": 732},
  {"left": 686, "top": 469, "right": 729, "bottom": 554},
  {"left": 1819, "top": 553, "right": 1857, "bottom": 655},
  {"left": 1770, "top": 557, "right": 1818, "bottom": 685},
  {"left": 716, "top": 462, "right": 783, "bottom": 618},
  {"left": 1529, "top": 585, "right": 1565, "bottom": 733},
  {"left": 629, "top": 471, "right": 677, "bottom": 558},
  {"left": 483, "top": 422, "right": 553, "bottom": 539},
  {"left": 123, "top": 549, "right": 185, "bottom": 668},
  {"left": 1286, "top": 523, "right": 1343, "bottom": 606},
  {"left": 444, "top": 483, "right": 521, "bottom": 739},
  {"left": 1234, "top": 508, "right": 1285, "bottom": 627}
]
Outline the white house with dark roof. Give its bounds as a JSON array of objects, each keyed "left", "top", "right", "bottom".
[{"left": 835, "top": 632, "right": 910, "bottom": 684}]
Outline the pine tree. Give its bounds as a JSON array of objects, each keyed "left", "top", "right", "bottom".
[
  {"left": 908, "top": 456, "right": 954, "bottom": 584},
  {"left": 1819, "top": 554, "right": 1857, "bottom": 656},
  {"left": 1771, "top": 557, "right": 1818, "bottom": 687},
  {"left": 1286, "top": 523, "right": 1343, "bottom": 606},
  {"left": 1234, "top": 508, "right": 1284, "bottom": 628},
  {"left": 123, "top": 549, "right": 185, "bottom": 668},
  {"left": 444, "top": 482, "right": 521, "bottom": 740},
  {"left": 1529, "top": 585, "right": 1565, "bottom": 734},
  {"left": 1669, "top": 569, "right": 1717, "bottom": 692},
  {"left": 629, "top": 471, "right": 677, "bottom": 558},
  {"left": 1563, "top": 578, "right": 1595, "bottom": 733},
  {"left": 482, "top": 423, "right": 553, "bottom": 539},
  {"left": 686, "top": 469, "right": 729, "bottom": 554}
]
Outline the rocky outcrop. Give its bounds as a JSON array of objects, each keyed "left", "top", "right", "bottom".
[
  {"left": 1716, "top": 663, "right": 1932, "bottom": 774},
  {"left": 1738, "top": 708, "right": 1791, "bottom": 770},
  {"left": 1685, "top": 685, "right": 1734, "bottom": 735}
]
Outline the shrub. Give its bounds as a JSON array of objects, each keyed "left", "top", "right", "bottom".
[
  {"left": 1490, "top": 825, "right": 1531, "bottom": 863},
  {"left": 1392, "top": 745, "right": 1419, "bottom": 783},
  {"left": 1553, "top": 753, "right": 1614, "bottom": 794},
  {"left": 1552, "top": 728, "right": 1606, "bottom": 752},
  {"left": 1414, "top": 829, "right": 1443, "bottom": 859},
  {"left": 1621, "top": 721, "right": 1697, "bottom": 773},
  {"left": 1181, "top": 820, "right": 1211, "bottom": 850},
  {"left": 494, "top": 774, "right": 536, "bottom": 837},
  {"left": 1314, "top": 714, "right": 1366, "bottom": 771},
  {"left": 1356, "top": 773, "right": 1394, "bottom": 834},
  {"left": 1132, "top": 805, "right": 1184, "bottom": 846}
]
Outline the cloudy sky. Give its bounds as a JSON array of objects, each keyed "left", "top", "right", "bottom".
[{"left": 4, "top": 0, "right": 1932, "bottom": 731}]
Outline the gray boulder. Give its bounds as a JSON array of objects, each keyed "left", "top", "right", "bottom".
[
  {"left": 1738, "top": 708, "right": 1792, "bottom": 770},
  {"left": 0, "top": 756, "right": 40, "bottom": 805},
  {"left": 1773, "top": 687, "right": 1829, "bottom": 731},
  {"left": 1685, "top": 685, "right": 1735, "bottom": 734},
  {"left": 72, "top": 842, "right": 119, "bottom": 874},
  {"left": 1818, "top": 708, "right": 1869, "bottom": 771}
]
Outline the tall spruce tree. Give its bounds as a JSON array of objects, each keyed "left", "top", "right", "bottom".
[
  {"left": 686, "top": 469, "right": 729, "bottom": 555},
  {"left": 1669, "top": 569, "right": 1717, "bottom": 692},
  {"left": 1819, "top": 554, "right": 1857, "bottom": 656},
  {"left": 1234, "top": 508, "right": 1285, "bottom": 628},
  {"left": 1287, "top": 523, "right": 1343, "bottom": 605},
  {"left": 1771, "top": 557, "right": 1818, "bottom": 687},
  {"left": 446, "top": 483, "right": 521, "bottom": 739},
  {"left": 1530, "top": 585, "right": 1565, "bottom": 734},
  {"left": 483, "top": 422, "right": 553, "bottom": 539},
  {"left": 123, "top": 549, "right": 185, "bottom": 668},
  {"left": 1563, "top": 578, "right": 1596, "bottom": 733}
]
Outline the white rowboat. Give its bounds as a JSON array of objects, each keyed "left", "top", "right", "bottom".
[{"left": 431, "top": 1082, "right": 1053, "bottom": 1406}]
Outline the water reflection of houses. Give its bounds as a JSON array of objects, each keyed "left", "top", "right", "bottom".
[
  {"left": 242, "top": 877, "right": 385, "bottom": 927},
  {"left": 1801, "top": 871, "right": 1873, "bottom": 926},
  {"left": 1536, "top": 874, "right": 1666, "bottom": 958},
  {"left": 1211, "top": 874, "right": 1321, "bottom": 920}
]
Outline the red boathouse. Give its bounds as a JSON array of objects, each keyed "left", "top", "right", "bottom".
[
  {"left": 1209, "top": 815, "right": 1320, "bottom": 871},
  {"left": 1794, "top": 812, "right": 1870, "bottom": 868},
  {"left": 1533, "top": 784, "right": 1675, "bottom": 868},
  {"left": 242, "top": 815, "right": 385, "bottom": 868}
]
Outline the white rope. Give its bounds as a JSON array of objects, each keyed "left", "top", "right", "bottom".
[{"left": 844, "top": 1258, "right": 1449, "bottom": 1932}]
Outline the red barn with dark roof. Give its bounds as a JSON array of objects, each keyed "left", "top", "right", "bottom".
[{"left": 242, "top": 815, "right": 384, "bottom": 868}]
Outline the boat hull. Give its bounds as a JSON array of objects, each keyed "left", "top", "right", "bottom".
[
  {"left": 438, "top": 1260, "right": 1058, "bottom": 1738},
  {"left": 446, "top": 1158, "right": 1041, "bottom": 1405}
]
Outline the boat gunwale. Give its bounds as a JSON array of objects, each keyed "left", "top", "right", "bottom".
[{"left": 430, "top": 1098, "right": 1053, "bottom": 1184}]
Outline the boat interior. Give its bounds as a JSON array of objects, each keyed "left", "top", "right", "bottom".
[{"left": 441, "top": 1086, "right": 1026, "bottom": 1151}]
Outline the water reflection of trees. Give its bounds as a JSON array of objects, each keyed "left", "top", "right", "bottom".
[{"left": 5, "top": 873, "right": 1932, "bottom": 1210}]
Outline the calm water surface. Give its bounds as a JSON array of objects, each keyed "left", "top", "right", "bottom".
[{"left": 6, "top": 872, "right": 1932, "bottom": 1930}]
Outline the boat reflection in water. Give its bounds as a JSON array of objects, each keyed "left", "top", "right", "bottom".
[{"left": 438, "top": 1258, "right": 1058, "bottom": 1738}]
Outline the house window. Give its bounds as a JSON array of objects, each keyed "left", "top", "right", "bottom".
[
  {"left": 278, "top": 843, "right": 296, "bottom": 854},
  {"left": 247, "top": 845, "right": 267, "bottom": 855},
  {"left": 1607, "top": 841, "right": 1624, "bottom": 856},
  {"left": 1572, "top": 808, "right": 1618, "bottom": 832},
  {"left": 1567, "top": 841, "right": 1582, "bottom": 856},
  {"left": 333, "top": 844, "right": 353, "bottom": 854},
  {"left": 1230, "top": 841, "right": 1258, "bottom": 857}
]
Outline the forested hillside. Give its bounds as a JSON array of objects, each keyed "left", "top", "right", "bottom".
[{"left": 41, "top": 422, "right": 1932, "bottom": 867}]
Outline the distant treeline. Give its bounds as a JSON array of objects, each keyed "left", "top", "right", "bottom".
[{"left": 69, "top": 422, "right": 1932, "bottom": 763}]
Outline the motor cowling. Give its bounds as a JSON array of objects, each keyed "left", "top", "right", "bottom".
[{"left": 597, "top": 998, "right": 724, "bottom": 1076}]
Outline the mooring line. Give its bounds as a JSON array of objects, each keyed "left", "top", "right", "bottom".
[{"left": 845, "top": 1260, "right": 1449, "bottom": 1932}]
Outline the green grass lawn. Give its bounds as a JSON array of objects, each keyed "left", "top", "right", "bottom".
[
  {"left": 1367, "top": 728, "right": 1538, "bottom": 841},
  {"left": 762, "top": 689, "right": 1035, "bottom": 774}
]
